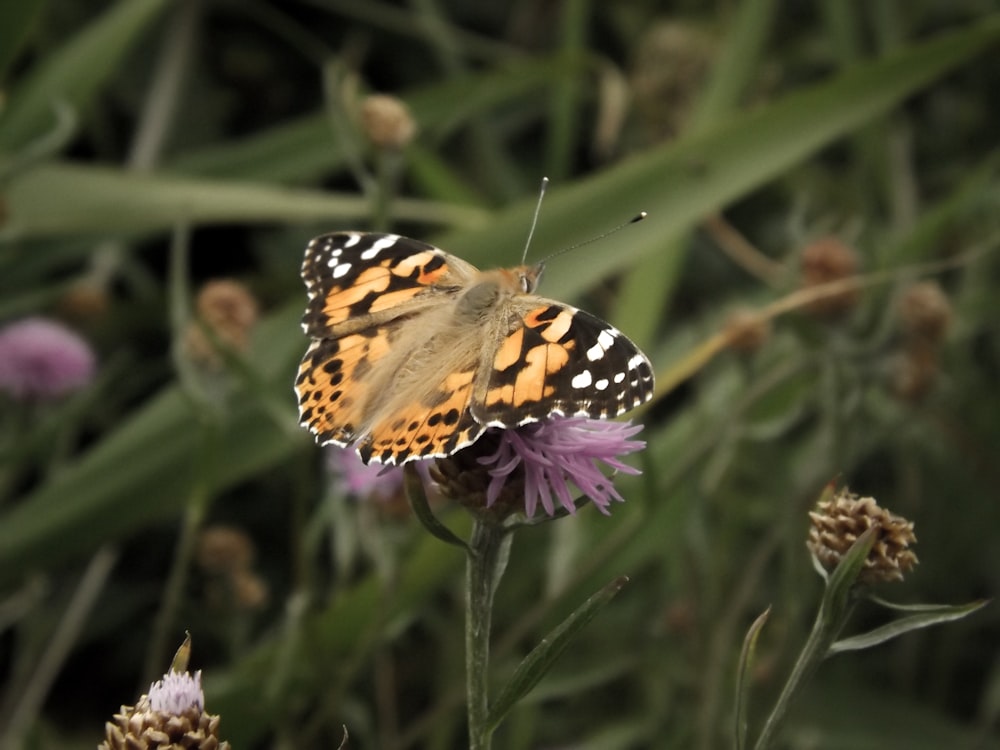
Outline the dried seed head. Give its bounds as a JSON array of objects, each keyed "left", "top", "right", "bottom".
[
  {"left": 799, "top": 236, "right": 861, "bottom": 316},
  {"left": 361, "top": 94, "right": 417, "bottom": 149},
  {"left": 58, "top": 280, "right": 110, "bottom": 322},
  {"left": 630, "top": 21, "right": 716, "bottom": 140},
  {"left": 889, "top": 343, "right": 939, "bottom": 402},
  {"left": 196, "top": 525, "right": 256, "bottom": 575},
  {"left": 723, "top": 308, "right": 772, "bottom": 354},
  {"left": 897, "top": 281, "right": 952, "bottom": 345},
  {"left": 183, "top": 279, "right": 259, "bottom": 370},
  {"left": 229, "top": 568, "right": 270, "bottom": 611},
  {"left": 807, "top": 489, "right": 918, "bottom": 584}
]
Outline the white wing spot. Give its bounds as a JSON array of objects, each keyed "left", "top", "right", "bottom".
[
  {"left": 361, "top": 234, "right": 401, "bottom": 260},
  {"left": 332, "top": 262, "right": 352, "bottom": 279},
  {"left": 571, "top": 370, "right": 593, "bottom": 389},
  {"left": 343, "top": 233, "right": 361, "bottom": 247},
  {"left": 595, "top": 378, "right": 610, "bottom": 391},
  {"left": 586, "top": 329, "right": 618, "bottom": 361},
  {"left": 613, "top": 372, "right": 626, "bottom": 384},
  {"left": 628, "top": 353, "right": 646, "bottom": 370}
]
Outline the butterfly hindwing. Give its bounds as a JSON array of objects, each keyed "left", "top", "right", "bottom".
[
  {"left": 295, "top": 325, "right": 398, "bottom": 446},
  {"left": 476, "top": 302, "right": 654, "bottom": 427}
]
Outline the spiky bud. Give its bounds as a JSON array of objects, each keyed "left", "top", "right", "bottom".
[
  {"left": 99, "top": 671, "right": 230, "bottom": 750},
  {"left": 807, "top": 490, "right": 918, "bottom": 584}
]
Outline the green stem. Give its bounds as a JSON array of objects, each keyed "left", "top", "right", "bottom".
[
  {"left": 465, "top": 519, "right": 508, "bottom": 750},
  {"left": 141, "top": 420, "right": 218, "bottom": 683},
  {"left": 753, "top": 598, "right": 857, "bottom": 750}
]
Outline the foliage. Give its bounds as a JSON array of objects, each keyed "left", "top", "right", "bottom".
[{"left": 1, "top": 1, "right": 998, "bottom": 748}]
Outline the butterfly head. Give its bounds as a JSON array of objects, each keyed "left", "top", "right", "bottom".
[{"left": 511, "top": 263, "right": 544, "bottom": 294}]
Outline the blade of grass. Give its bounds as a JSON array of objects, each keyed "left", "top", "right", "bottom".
[
  {"left": 434, "top": 19, "right": 1000, "bottom": 305},
  {"left": 0, "top": 0, "right": 48, "bottom": 82},
  {"left": 0, "top": 0, "right": 169, "bottom": 152},
  {"left": 1, "top": 164, "right": 488, "bottom": 238}
]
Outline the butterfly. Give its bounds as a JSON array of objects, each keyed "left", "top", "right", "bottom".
[{"left": 295, "top": 232, "right": 654, "bottom": 465}]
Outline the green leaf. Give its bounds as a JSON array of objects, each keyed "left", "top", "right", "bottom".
[
  {"left": 486, "top": 576, "right": 628, "bottom": 732},
  {"left": 433, "top": 19, "right": 1000, "bottom": 304},
  {"left": 735, "top": 607, "right": 771, "bottom": 750},
  {"left": 829, "top": 599, "right": 989, "bottom": 654},
  {"left": 821, "top": 526, "right": 877, "bottom": 626},
  {"left": 0, "top": 0, "right": 48, "bottom": 82},
  {"left": 166, "top": 57, "right": 568, "bottom": 183},
  {"left": 0, "top": 302, "right": 306, "bottom": 582},
  {"left": 0, "top": 0, "right": 169, "bottom": 152},
  {"left": 404, "top": 464, "right": 469, "bottom": 551},
  {"left": 1, "top": 163, "right": 487, "bottom": 238}
]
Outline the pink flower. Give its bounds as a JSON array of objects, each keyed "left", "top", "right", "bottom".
[
  {"left": 0, "top": 317, "right": 96, "bottom": 400},
  {"left": 327, "top": 446, "right": 403, "bottom": 501},
  {"left": 479, "top": 417, "right": 645, "bottom": 517},
  {"left": 147, "top": 670, "right": 204, "bottom": 714}
]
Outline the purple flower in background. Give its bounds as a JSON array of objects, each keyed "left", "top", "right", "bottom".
[
  {"left": 0, "top": 317, "right": 96, "bottom": 400},
  {"left": 147, "top": 669, "right": 205, "bottom": 714},
  {"left": 480, "top": 417, "right": 645, "bottom": 517},
  {"left": 328, "top": 446, "right": 404, "bottom": 501}
]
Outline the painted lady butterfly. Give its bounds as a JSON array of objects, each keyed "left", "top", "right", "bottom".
[{"left": 295, "top": 232, "right": 654, "bottom": 465}]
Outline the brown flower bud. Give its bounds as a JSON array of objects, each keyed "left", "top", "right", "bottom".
[
  {"left": 58, "top": 280, "right": 110, "bottom": 322},
  {"left": 361, "top": 94, "right": 417, "bottom": 149},
  {"left": 630, "top": 21, "right": 716, "bottom": 140},
  {"left": 799, "top": 236, "right": 861, "bottom": 316},
  {"left": 230, "top": 568, "right": 270, "bottom": 611},
  {"left": 183, "top": 279, "right": 259, "bottom": 370},
  {"left": 197, "top": 525, "right": 256, "bottom": 574},
  {"left": 897, "top": 281, "right": 952, "bottom": 345},
  {"left": 723, "top": 308, "right": 772, "bottom": 354},
  {"left": 807, "top": 489, "right": 918, "bottom": 584},
  {"left": 889, "top": 343, "right": 939, "bottom": 402}
]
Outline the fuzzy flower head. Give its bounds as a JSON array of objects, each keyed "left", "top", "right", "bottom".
[
  {"left": 100, "top": 669, "right": 229, "bottom": 750},
  {"left": 0, "top": 317, "right": 96, "bottom": 400},
  {"left": 807, "top": 489, "right": 918, "bottom": 585},
  {"left": 433, "top": 417, "right": 645, "bottom": 519},
  {"left": 148, "top": 670, "right": 205, "bottom": 714}
]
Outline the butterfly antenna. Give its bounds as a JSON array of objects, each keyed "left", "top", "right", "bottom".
[
  {"left": 521, "top": 176, "right": 550, "bottom": 264},
  {"left": 540, "top": 211, "right": 647, "bottom": 266}
]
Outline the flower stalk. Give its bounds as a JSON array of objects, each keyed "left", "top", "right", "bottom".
[
  {"left": 752, "top": 526, "right": 877, "bottom": 750},
  {"left": 465, "top": 518, "right": 510, "bottom": 750}
]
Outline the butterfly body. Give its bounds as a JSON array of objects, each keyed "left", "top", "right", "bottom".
[{"left": 296, "top": 232, "right": 654, "bottom": 465}]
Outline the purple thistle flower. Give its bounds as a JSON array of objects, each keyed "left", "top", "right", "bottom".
[
  {"left": 0, "top": 317, "right": 96, "bottom": 400},
  {"left": 328, "top": 446, "right": 404, "bottom": 501},
  {"left": 147, "top": 669, "right": 205, "bottom": 714},
  {"left": 478, "top": 417, "right": 645, "bottom": 518}
]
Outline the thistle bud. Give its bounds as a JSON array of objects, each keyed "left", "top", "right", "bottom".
[
  {"left": 99, "top": 670, "right": 230, "bottom": 750},
  {"left": 807, "top": 489, "right": 918, "bottom": 585},
  {"left": 799, "top": 236, "right": 861, "bottom": 317},
  {"left": 361, "top": 94, "right": 417, "bottom": 150}
]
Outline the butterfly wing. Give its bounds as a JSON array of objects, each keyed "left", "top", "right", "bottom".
[
  {"left": 474, "top": 300, "right": 654, "bottom": 427},
  {"left": 295, "top": 232, "right": 478, "bottom": 454},
  {"left": 300, "top": 231, "right": 473, "bottom": 337}
]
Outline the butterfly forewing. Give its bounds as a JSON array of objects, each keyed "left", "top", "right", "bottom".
[{"left": 301, "top": 232, "right": 467, "bottom": 337}]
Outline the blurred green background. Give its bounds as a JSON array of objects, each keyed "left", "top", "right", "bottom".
[{"left": 1, "top": 1, "right": 998, "bottom": 748}]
